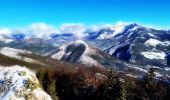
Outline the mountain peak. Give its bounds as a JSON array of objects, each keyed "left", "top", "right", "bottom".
[{"left": 74, "top": 40, "right": 87, "bottom": 45}]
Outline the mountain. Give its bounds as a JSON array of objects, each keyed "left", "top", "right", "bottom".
[
  {"left": 0, "top": 22, "right": 170, "bottom": 77},
  {"left": 87, "top": 23, "right": 137, "bottom": 40},
  {"left": 0, "top": 23, "right": 170, "bottom": 100},
  {"left": 87, "top": 24, "right": 170, "bottom": 67},
  {"left": 47, "top": 40, "right": 117, "bottom": 68}
]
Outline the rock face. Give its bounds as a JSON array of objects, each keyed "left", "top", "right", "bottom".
[{"left": 0, "top": 65, "right": 52, "bottom": 100}]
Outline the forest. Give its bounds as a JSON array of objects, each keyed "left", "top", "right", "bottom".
[{"left": 36, "top": 65, "right": 170, "bottom": 100}]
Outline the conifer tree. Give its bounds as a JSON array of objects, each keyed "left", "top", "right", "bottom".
[
  {"left": 99, "top": 69, "right": 118, "bottom": 100},
  {"left": 145, "top": 67, "right": 155, "bottom": 84},
  {"left": 47, "top": 79, "right": 58, "bottom": 100},
  {"left": 107, "top": 69, "right": 116, "bottom": 85},
  {"left": 116, "top": 81, "right": 127, "bottom": 100}
]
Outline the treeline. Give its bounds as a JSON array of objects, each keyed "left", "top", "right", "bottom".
[{"left": 36, "top": 66, "right": 170, "bottom": 100}]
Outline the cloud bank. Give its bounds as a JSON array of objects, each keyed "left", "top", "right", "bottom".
[
  {"left": 0, "top": 21, "right": 167, "bottom": 39},
  {"left": 0, "top": 28, "right": 12, "bottom": 35},
  {"left": 27, "top": 23, "right": 59, "bottom": 38},
  {"left": 59, "top": 23, "right": 86, "bottom": 39}
]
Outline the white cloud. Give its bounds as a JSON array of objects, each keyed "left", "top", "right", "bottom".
[
  {"left": 87, "top": 21, "right": 129, "bottom": 32},
  {"left": 59, "top": 23, "right": 86, "bottom": 39},
  {"left": 27, "top": 22, "right": 59, "bottom": 38},
  {"left": 0, "top": 28, "right": 12, "bottom": 35},
  {"left": 114, "top": 21, "right": 129, "bottom": 27},
  {"left": 88, "top": 24, "right": 114, "bottom": 32},
  {"left": 0, "top": 21, "right": 168, "bottom": 39}
]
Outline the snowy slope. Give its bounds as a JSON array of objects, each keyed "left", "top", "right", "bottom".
[
  {"left": 95, "top": 25, "right": 170, "bottom": 66},
  {"left": 96, "top": 23, "right": 127, "bottom": 39},
  {"left": 50, "top": 40, "right": 100, "bottom": 66},
  {"left": 141, "top": 51, "right": 166, "bottom": 60},
  {"left": 48, "top": 40, "right": 116, "bottom": 68},
  {"left": 0, "top": 36, "right": 14, "bottom": 43},
  {"left": 145, "top": 38, "right": 170, "bottom": 47},
  {"left": 0, "top": 65, "right": 52, "bottom": 100},
  {"left": 0, "top": 47, "right": 42, "bottom": 64}
]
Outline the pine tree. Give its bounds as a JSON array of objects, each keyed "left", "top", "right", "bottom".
[
  {"left": 116, "top": 81, "right": 127, "bottom": 100},
  {"left": 46, "top": 79, "right": 58, "bottom": 100},
  {"left": 107, "top": 69, "right": 116, "bottom": 85},
  {"left": 143, "top": 67, "right": 156, "bottom": 100},
  {"left": 36, "top": 70, "right": 45, "bottom": 86},
  {"left": 146, "top": 67, "right": 155, "bottom": 84},
  {"left": 99, "top": 69, "right": 118, "bottom": 100}
]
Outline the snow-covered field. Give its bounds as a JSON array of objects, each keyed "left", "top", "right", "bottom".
[
  {"left": 145, "top": 38, "right": 170, "bottom": 47},
  {"left": 0, "top": 47, "right": 42, "bottom": 64},
  {"left": 141, "top": 51, "right": 166, "bottom": 59}
]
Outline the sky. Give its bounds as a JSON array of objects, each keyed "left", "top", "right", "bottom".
[{"left": 0, "top": 0, "right": 170, "bottom": 28}]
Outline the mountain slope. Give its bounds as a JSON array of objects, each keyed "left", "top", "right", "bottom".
[
  {"left": 87, "top": 24, "right": 170, "bottom": 66},
  {"left": 47, "top": 40, "right": 117, "bottom": 68},
  {"left": 0, "top": 22, "right": 170, "bottom": 77}
]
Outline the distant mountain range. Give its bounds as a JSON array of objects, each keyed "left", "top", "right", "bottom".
[
  {"left": 0, "top": 22, "right": 170, "bottom": 77},
  {"left": 0, "top": 22, "right": 170, "bottom": 99}
]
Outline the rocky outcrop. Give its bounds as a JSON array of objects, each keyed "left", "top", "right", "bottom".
[{"left": 0, "top": 65, "right": 52, "bottom": 100}]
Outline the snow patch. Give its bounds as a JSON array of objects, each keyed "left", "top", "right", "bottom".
[
  {"left": 0, "top": 36, "right": 14, "bottom": 43},
  {"left": 97, "top": 22, "right": 128, "bottom": 39},
  {"left": 145, "top": 38, "right": 170, "bottom": 47},
  {"left": 0, "top": 47, "right": 42, "bottom": 64},
  {"left": 141, "top": 51, "right": 166, "bottom": 59}
]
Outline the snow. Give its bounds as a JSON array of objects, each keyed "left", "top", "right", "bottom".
[
  {"left": 128, "top": 25, "right": 140, "bottom": 31},
  {"left": 0, "top": 47, "right": 31, "bottom": 58},
  {"left": 125, "top": 74, "right": 138, "bottom": 78},
  {"left": 0, "top": 47, "right": 42, "bottom": 64},
  {"left": 79, "top": 54, "right": 99, "bottom": 66},
  {"left": 127, "top": 66, "right": 163, "bottom": 77},
  {"left": 51, "top": 45, "right": 65, "bottom": 60},
  {"left": 0, "top": 36, "right": 14, "bottom": 43},
  {"left": 145, "top": 38, "right": 170, "bottom": 47},
  {"left": 148, "top": 33, "right": 156, "bottom": 37},
  {"left": 51, "top": 40, "right": 102, "bottom": 67},
  {"left": 74, "top": 40, "right": 101, "bottom": 66},
  {"left": 164, "top": 67, "right": 170, "bottom": 71},
  {"left": 145, "top": 39, "right": 161, "bottom": 46},
  {"left": 0, "top": 65, "right": 52, "bottom": 100},
  {"left": 97, "top": 22, "right": 127, "bottom": 39},
  {"left": 141, "top": 51, "right": 166, "bottom": 59},
  {"left": 74, "top": 40, "right": 88, "bottom": 47},
  {"left": 97, "top": 31, "right": 116, "bottom": 40},
  {"left": 131, "top": 66, "right": 148, "bottom": 73}
]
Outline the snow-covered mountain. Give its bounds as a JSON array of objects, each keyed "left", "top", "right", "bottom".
[
  {"left": 0, "top": 65, "right": 52, "bottom": 100},
  {"left": 1, "top": 23, "right": 170, "bottom": 67},
  {"left": 84, "top": 23, "right": 170, "bottom": 67},
  {"left": 47, "top": 40, "right": 116, "bottom": 68},
  {"left": 87, "top": 23, "right": 137, "bottom": 40},
  {"left": 0, "top": 22, "right": 170, "bottom": 73}
]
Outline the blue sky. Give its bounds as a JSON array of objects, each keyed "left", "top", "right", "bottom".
[{"left": 0, "top": 0, "right": 170, "bottom": 28}]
